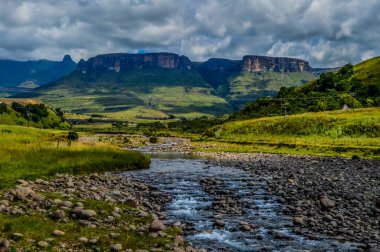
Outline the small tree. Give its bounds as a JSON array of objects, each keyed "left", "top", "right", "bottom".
[
  {"left": 0, "top": 103, "right": 7, "bottom": 114},
  {"left": 67, "top": 131, "right": 79, "bottom": 147}
]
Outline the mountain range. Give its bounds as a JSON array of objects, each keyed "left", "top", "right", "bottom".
[
  {"left": 0, "top": 55, "right": 76, "bottom": 88},
  {"left": 10, "top": 52, "right": 319, "bottom": 120}
]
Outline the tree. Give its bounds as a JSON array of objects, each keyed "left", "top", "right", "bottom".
[
  {"left": 366, "top": 98, "right": 375, "bottom": 107},
  {"left": 0, "top": 103, "right": 7, "bottom": 114},
  {"left": 339, "top": 93, "right": 362, "bottom": 109},
  {"left": 67, "top": 131, "right": 79, "bottom": 146}
]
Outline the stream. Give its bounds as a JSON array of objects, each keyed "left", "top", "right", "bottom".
[{"left": 125, "top": 154, "right": 359, "bottom": 251}]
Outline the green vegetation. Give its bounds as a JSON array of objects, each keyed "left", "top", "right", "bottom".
[
  {"left": 0, "top": 100, "right": 69, "bottom": 128},
  {"left": 235, "top": 57, "right": 380, "bottom": 119},
  {"left": 204, "top": 108, "right": 380, "bottom": 158},
  {"left": 0, "top": 125, "right": 149, "bottom": 188},
  {"left": 0, "top": 198, "right": 181, "bottom": 251},
  {"left": 227, "top": 71, "right": 317, "bottom": 108},
  {"left": 19, "top": 68, "right": 233, "bottom": 120}
]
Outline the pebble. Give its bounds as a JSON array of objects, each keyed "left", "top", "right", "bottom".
[
  {"left": 11, "top": 233, "right": 24, "bottom": 241},
  {"left": 37, "top": 240, "right": 49, "bottom": 248},
  {"left": 110, "top": 243, "right": 123, "bottom": 251},
  {"left": 78, "top": 237, "right": 88, "bottom": 243},
  {"left": 52, "top": 230, "right": 65, "bottom": 236},
  {"left": 0, "top": 238, "right": 10, "bottom": 250}
]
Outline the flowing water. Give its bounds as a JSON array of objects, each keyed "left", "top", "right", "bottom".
[{"left": 125, "top": 154, "right": 358, "bottom": 251}]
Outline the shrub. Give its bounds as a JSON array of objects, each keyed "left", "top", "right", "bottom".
[
  {"left": 68, "top": 131, "right": 79, "bottom": 141},
  {"left": 149, "top": 136, "right": 158, "bottom": 143},
  {"left": 0, "top": 103, "right": 7, "bottom": 114}
]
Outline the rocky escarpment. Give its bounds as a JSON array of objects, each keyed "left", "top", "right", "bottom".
[
  {"left": 77, "top": 53, "right": 192, "bottom": 73},
  {"left": 242, "top": 55, "right": 313, "bottom": 73}
]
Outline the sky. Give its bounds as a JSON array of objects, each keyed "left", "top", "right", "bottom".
[{"left": 0, "top": 0, "right": 379, "bottom": 67}]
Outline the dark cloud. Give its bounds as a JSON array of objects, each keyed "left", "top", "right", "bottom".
[{"left": 0, "top": 0, "right": 379, "bottom": 67}]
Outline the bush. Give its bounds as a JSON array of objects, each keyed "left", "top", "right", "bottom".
[
  {"left": 149, "top": 136, "right": 158, "bottom": 143},
  {"left": 0, "top": 103, "right": 7, "bottom": 114},
  {"left": 68, "top": 131, "right": 79, "bottom": 141}
]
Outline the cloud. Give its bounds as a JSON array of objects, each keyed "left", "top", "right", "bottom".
[{"left": 0, "top": 0, "right": 379, "bottom": 67}]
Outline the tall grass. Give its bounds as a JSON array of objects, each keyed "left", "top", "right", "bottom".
[
  {"left": 206, "top": 108, "right": 380, "bottom": 158},
  {"left": 0, "top": 125, "right": 149, "bottom": 188}
]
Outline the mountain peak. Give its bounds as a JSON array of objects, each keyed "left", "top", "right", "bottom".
[{"left": 62, "top": 55, "right": 74, "bottom": 63}]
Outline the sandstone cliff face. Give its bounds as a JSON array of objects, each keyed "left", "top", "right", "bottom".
[
  {"left": 77, "top": 53, "right": 192, "bottom": 73},
  {"left": 242, "top": 55, "right": 313, "bottom": 73}
]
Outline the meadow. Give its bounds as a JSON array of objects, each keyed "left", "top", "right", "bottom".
[
  {"left": 204, "top": 108, "right": 380, "bottom": 158},
  {"left": 0, "top": 125, "right": 149, "bottom": 188}
]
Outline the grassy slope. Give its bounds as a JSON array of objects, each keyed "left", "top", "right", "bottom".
[
  {"left": 0, "top": 101, "right": 69, "bottom": 128},
  {"left": 27, "top": 68, "right": 233, "bottom": 120},
  {"left": 227, "top": 71, "right": 317, "bottom": 107},
  {"left": 0, "top": 125, "right": 150, "bottom": 188},
  {"left": 203, "top": 108, "right": 380, "bottom": 158},
  {"left": 352, "top": 56, "right": 380, "bottom": 86}
]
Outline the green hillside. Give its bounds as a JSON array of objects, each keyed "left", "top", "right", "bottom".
[
  {"left": 21, "top": 68, "right": 233, "bottom": 120},
  {"left": 204, "top": 108, "right": 380, "bottom": 158},
  {"left": 0, "top": 99, "right": 69, "bottom": 128},
  {"left": 227, "top": 71, "right": 317, "bottom": 108},
  {"left": 234, "top": 56, "right": 380, "bottom": 119}
]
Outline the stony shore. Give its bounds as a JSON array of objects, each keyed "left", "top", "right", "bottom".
[
  {"left": 0, "top": 173, "right": 201, "bottom": 252},
  {"left": 197, "top": 152, "right": 380, "bottom": 251}
]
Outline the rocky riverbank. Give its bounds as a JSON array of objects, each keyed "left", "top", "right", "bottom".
[
  {"left": 197, "top": 152, "right": 380, "bottom": 251},
  {"left": 0, "top": 173, "right": 200, "bottom": 252}
]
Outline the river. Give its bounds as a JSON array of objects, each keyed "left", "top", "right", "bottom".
[{"left": 124, "top": 154, "right": 359, "bottom": 251}]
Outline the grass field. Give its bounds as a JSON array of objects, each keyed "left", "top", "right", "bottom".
[
  {"left": 202, "top": 108, "right": 380, "bottom": 158},
  {"left": 0, "top": 125, "right": 149, "bottom": 188}
]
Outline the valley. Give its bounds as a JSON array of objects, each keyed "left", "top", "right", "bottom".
[{"left": 1, "top": 1, "right": 379, "bottom": 251}]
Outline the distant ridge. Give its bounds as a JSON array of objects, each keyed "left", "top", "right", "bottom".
[{"left": 0, "top": 55, "right": 76, "bottom": 88}]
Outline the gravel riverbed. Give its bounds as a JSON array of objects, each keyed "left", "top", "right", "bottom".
[{"left": 197, "top": 152, "right": 380, "bottom": 251}]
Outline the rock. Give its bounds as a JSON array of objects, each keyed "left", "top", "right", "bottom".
[
  {"left": 16, "top": 179, "right": 28, "bottom": 186},
  {"left": 35, "top": 179, "right": 45, "bottom": 184},
  {"left": 273, "top": 232, "right": 292, "bottom": 240},
  {"left": 10, "top": 186, "right": 36, "bottom": 200},
  {"left": 175, "top": 235, "right": 185, "bottom": 244},
  {"left": 89, "top": 238, "right": 98, "bottom": 244},
  {"left": 80, "top": 209, "right": 96, "bottom": 219},
  {"left": 50, "top": 209, "right": 66, "bottom": 220},
  {"left": 78, "top": 237, "right": 88, "bottom": 243},
  {"left": 37, "top": 241, "right": 49, "bottom": 248},
  {"left": 293, "top": 216, "right": 305, "bottom": 225},
  {"left": 0, "top": 200, "right": 9, "bottom": 207},
  {"left": 375, "top": 198, "right": 380, "bottom": 209},
  {"left": 11, "top": 233, "right": 24, "bottom": 241},
  {"left": 0, "top": 238, "right": 10, "bottom": 251},
  {"left": 61, "top": 201, "right": 73, "bottom": 208},
  {"left": 173, "top": 248, "right": 186, "bottom": 252},
  {"left": 320, "top": 196, "right": 335, "bottom": 209},
  {"left": 110, "top": 243, "right": 123, "bottom": 251},
  {"left": 52, "top": 230, "right": 65, "bottom": 236},
  {"left": 66, "top": 179, "right": 74, "bottom": 187},
  {"left": 239, "top": 224, "right": 252, "bottom": 231},
  {"left": 150, "top": 218, "right": 166, "bottom": 232},
  {"left": 214, "top": 219, "right": 225, "bottom": 227},
  {"left": 110, "top": 233, "right": 120, "bottom": 239}
]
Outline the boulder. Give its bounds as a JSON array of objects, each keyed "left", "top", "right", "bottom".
[{"left": 320, "top": 196, "right": 335, "bottom": 209}]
